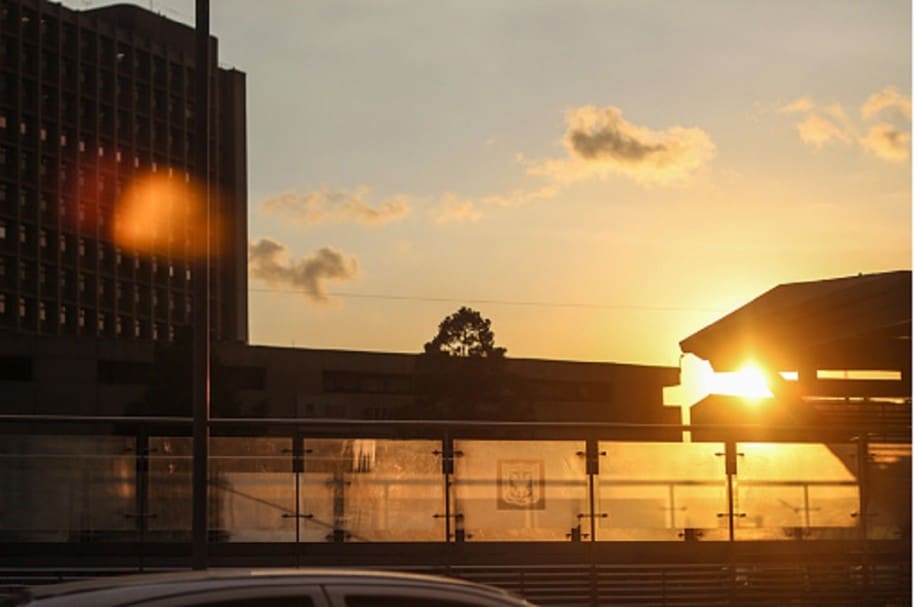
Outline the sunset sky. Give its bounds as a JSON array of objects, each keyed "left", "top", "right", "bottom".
[{"left": 73, "top": 1, "right": 912, "bottom": 371}]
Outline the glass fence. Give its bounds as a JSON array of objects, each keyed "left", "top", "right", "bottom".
[{"left": 0, "top": 434, "right": 908, "bottom": 543}]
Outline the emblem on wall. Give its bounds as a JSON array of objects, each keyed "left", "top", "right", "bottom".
[{"left": 497, "top": 459, "right": 546, "bottom": 510}]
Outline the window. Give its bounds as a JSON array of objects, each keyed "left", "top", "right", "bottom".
[
  {"left": 0, "top": 293, "right": 4, "bottom": 314},
  {"left": 0, "top": 222, "right": 5, "bottom": 240},
  {"left": 18, "top": 297, "right": 25, "bottom": 318},
  {"left": 97, "top": 312, "right": 104, "bottom": 331},
  {"left": 78, "top": 238, "right": 85, "bottom": 256},
  {"left": 59, "top": 234, "right": 66, "bottom": 252},
  {"left": 38, "top": 302, "right": 46, "bottom": 321},
  {"left": 18, "top": 225, "right": 25, "bottom": 244},
  {"left": 59, "top": 305, "right": 66, "bottom": 324},
  {"left": 77, "top": 308, "right": 85, "bottom": 328},
  {"left": 39, "top": 230, "right": 46, "bottom": 248}
]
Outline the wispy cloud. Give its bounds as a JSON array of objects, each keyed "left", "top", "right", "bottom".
[
  {"left": 526, "top": 106, "right": 715, "bottom": 184},
  {"left": 796, "top": 114, "right": 852, "bottom": 146},
  {"left": 861, "top": 87, "right": 912, "bottom": 121},
  {"left": 779, "top": 97, "right": 815, "bottom": 114},
  {"left": 249, "top": 238, "right": 358, "bottom": 302},
  {"left": 860, "top": 123, "right": 911, "bottom": 162},
  {"left": 480, "top": 185, "right": 560, "bottom": 207},
  {"left": 260, "top": 187, "right": 410, "bottom": 226},
  {"left": 779, "top": 89, "right": 911, "bottom": 162},
  {"left": 430, "top": 194, "right": 483, "bottom": 224},
  {"left": 780, "top": 97, "right": 853, "bottom": 146}
]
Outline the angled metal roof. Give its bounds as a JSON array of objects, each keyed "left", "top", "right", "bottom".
[{"left": 680, "top": 270, "right": 912, "bottom": 372}]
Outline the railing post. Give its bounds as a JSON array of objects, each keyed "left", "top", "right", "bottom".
[
  {"left": 191, "top": 0, "right": 212, "bottom": 572},
  {"left": 135, "top": 426, "right": 149, "bottom": 571}
]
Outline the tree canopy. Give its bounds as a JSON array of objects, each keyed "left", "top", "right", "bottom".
[{"left": 423, "top": 306, "right": 506, "bottom": 358}]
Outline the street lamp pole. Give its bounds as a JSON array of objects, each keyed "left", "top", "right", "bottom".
[{"left": 191, "top": 0, "right": 211, "bottom": 571}]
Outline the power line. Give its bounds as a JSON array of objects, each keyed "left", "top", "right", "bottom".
[{"left": 248, "top": 286, "right": 724, "bottom": 313}]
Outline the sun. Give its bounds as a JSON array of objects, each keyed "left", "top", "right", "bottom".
[{"left": 705, "top": 363, "right": 773, "bottom": 400}]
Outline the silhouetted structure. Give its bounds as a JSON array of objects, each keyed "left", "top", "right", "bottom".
[
  {"left": 682, "top": 270, "right": 911, "bottom": 440},
  {"left": 0, "top": 0, "right": 247, "bottom": 343}
]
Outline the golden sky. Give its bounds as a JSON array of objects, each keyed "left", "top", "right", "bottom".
[{"left": 79, "top": 1, "right": 913, "bottom": 369}]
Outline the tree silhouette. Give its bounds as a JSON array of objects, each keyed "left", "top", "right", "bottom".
[
  {"left": 423, "top": 306, "right": 506, "bottom": 358},
  {"left": 405, "top": 307, "right": 522, "bottom": 420}
]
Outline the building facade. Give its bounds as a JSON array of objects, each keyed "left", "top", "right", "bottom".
[{"left": 0, "top": 0, "right": 247, "bottom": 344}]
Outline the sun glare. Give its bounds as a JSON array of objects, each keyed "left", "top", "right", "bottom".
[{"left": 706, "top": 363, "right": 773, "bottom": 401}]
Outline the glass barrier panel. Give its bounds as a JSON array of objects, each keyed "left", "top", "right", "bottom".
[
  {"left": 735, "top": 443, "right": 859, "bottom": 540},
  {"left": 453, "top": 440, "right": 587, "bottom": 541},
  {"left": 0, "top": 435, "right": 136, "bottom": 542},
  {"left": 300, "top": 438, "right": 356, "bottom": 542},
  {"left": 865, "top": 442, "right": 911, "bottom": 540},
  {"left": 345, "top": 439, "right": 443, "bottom": 541},
  {"left": 596, "top": 442, "right": 728, "bottom": 541},
  {"left": 299, "top": 439, "right": 444, "bottom": 542},
  {"left": 210, "top": 437, "right": 295, "bottom": 542},
  {"left": 147, "top": 436, "right": 192, "bottom": 541}
]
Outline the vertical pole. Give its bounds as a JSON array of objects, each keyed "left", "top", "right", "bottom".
[
  {"left": 724, "top": 440, "right": 738, "bottom": 607},
  {"left": 857, "top": 436, "right": 871, "bottom": 604},
  {"left": 191, "top": 0, "right": 211, "bottom": 571},
  {"left": 136, "top": 426, "right": 149, "bottom": 572},
  {"left": 443, "top": 434, "right": 453, "bottom": 542},
  {"left": 725, "top": 440, "right": 736, "bottom": 542},
  {"left": 293, "top": 432, "right": 303, "bottom": 567},
  {"left": 586, "top": 438, "right": 599, "bottom": 542}
]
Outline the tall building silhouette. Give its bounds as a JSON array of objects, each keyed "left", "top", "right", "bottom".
[{"left": 0, "top": 0, "right": 247, "bottom": 343}]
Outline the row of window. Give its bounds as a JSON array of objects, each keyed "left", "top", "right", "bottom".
[
  {"left": 2, "top": 123, "right": 200, "bottom": 164},
  {"left": 2, "top": 12, "right": 197, "bottom": 93},
  {"left": 0, "top": 228, "right": 194, "bottom": 275},
  {"left": 0, "top": 261, "right": 193, "bottom": 298},
  {"left": 0, "top": 293, "right": 182, "bottom": 339},
  {"left": 0, "top": 284, "right": 193, "bottom": 314},
  {"left": 0, "top": 63, "right": 197, "bottom": 118}
]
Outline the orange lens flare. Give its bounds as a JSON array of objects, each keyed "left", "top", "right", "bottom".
[{"left": 114, "top": 173, "right": 221, "bottom": 258}]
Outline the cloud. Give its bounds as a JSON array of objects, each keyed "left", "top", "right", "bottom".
[
  {"left": 261, "top": 187, "right": 410, "bottom": 226},
  {"left": 480, "top": 185, "right": 559, "bottom": 207},
  {"left": 430, "top": 194, "right": 483, "bottom": 224},
  {"left": 778, "top": 89, "right": 911, "bottom": 163},
  {"left": 795, "top": 114, "right": 852, "bottom": 146},
  {"left": 249, "top": 238, "right": 358, "bottom": 302},
  {"left": 780, "top": 97, "right": 816, "bottom": 114},
  {"left": 859, "top": 123, "right": 911, "bottom": 162},
  {"left": 861, "top": 87, "right": 912, "bottom": 121},
  {"left": 527, "top": 106, "right": 715, "bottom": 184}
]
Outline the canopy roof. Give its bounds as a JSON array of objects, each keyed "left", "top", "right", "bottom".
[{"left": 680, "top": 271, "right": 911, "bottom": 372}]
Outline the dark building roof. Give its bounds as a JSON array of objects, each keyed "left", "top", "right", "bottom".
[{"left": 680, "top": 270, "right": 911, "bottom": 373}]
